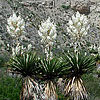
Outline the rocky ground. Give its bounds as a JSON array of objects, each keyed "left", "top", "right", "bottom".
[{"left": 0, "top": 0, "right": 100, "bottom": 55}]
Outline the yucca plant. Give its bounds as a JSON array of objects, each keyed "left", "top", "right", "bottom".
[
  {"left": 8, "top": 52, "right": 44, "bottom": 100},
  {"left": 39, "top": 57, "right": 68, "bottom": 100},
  {"left": 63, "top": 51, "right": 96, "bottom": 100}
]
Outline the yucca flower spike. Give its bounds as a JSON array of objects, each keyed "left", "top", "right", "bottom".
[
  {"left": 38, "top": 17, "right": 57, "bottom": 45},
  {"left": 7, "top": 12, "right": 25, "bottom": 37},
  {"left": 67, "top": 11, "right": 90, "bottom": 40},
  {"left": 38, "top": 17, "right": 57, "bottom": 59}
]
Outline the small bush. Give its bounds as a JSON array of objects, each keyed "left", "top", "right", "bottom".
[{"left": 0, "top": 71, "right": 21, "bottom": 100}]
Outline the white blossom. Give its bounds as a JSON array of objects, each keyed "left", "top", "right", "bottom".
[
  {"left": 7, "top": 12, "right": 25, "bottom": 37},
  {"left": 38, "top": 17, "right": 57, "bottom": 59},
  {"left": 89, "top": 44, "right": 97, "bottom": 51},
  {"left": 12, "top": 43, "right": 26, "bottom": 56},
  {"left": 98, "top": 47, "right": 100, "bottom": 55},
  {"left": 67, "top": 11, "right": 89, "bottom": 40},
  {"left": 38, "top": 17, "right": 57, "bottom": 45},
  {"left": 28, "top": 44, "right": 32, "bottom": 50}
]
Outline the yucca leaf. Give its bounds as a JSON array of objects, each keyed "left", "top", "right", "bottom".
[
  {"left": 39, "top": 57, "right": 68, "bottom": 81},
  {"left": 8, "top": 52, "right": 40, "bottom": 77},
  {"left": 63, "top": 52, "right": 96, "bottom": 78}
]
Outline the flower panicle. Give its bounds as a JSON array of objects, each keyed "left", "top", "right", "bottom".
[
  {"left": 38, "top": 17, "right": 57, "bottom": 59},
  {"left": 7, "top": 12, "right": 25, "bottom": 38},
  {"left": 38, "top": 17, "right": 57, "bottom": 45},
  {"left": 67, "top": 11, "right": 90, "bottom": 40}
]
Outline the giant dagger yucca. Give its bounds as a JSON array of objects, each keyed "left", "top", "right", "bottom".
[
  {"left": 39, "top": 57, "right": 68, "bottom": 100},
  {"left": 8, "top": 52, "right": 44, "bottom": 100},
  {"left": 63, "top": 52, "right": 96, "bottom": 100}
]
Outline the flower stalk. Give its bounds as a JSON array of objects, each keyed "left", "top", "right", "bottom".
[
  {"left": 38, "top": 17, "right": 57, "bottom": 59},
  {"left": 67, "top": 11, "right": 90, "bottom": 51}
]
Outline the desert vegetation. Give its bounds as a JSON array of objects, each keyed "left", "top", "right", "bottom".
[{"left": 0, "top": 0, "right": 100, "bottom": 100}]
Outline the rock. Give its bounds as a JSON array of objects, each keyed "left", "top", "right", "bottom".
[
  {"left": 0, "top": 0, "right": 100, "bottom": 54},
  {"left": 72, "top": 1, "right": 90, "bottom": 15}
]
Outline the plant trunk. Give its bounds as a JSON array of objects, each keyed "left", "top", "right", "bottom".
[
  {"left": 65, "top": 77, "right": 88, "bottom": 100},
  {"left": 20, "top": 77, "right": 45, "bottom": 100},
  {"left": 44, "top": 81, "right": 58, "bottom": 100}
]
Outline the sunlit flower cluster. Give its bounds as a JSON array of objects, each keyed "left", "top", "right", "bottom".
[
  {"left": 12, "top": 43, "right": 25, "bottom": 56},
  {"left": 38, "top": 17, "right": 57, "bottom": 59},
  {"left": 98, "top": 47, "right": 100, "bottom": 55},
  {"left": 7, "top": 12, "right": 25, "bottom": 37},
  {"left": 12, "top": 43, "right": 32, "bottom": 56},
  {"left": 67, "top": 11, "right": 90, "bottom": 40},
  {"left": 89, "top": 44, "right": 97, "bottom": 51},
  {"left": 44, "top": 47, "right": 53, "bottom": 59},
  {"left": 38, "top": 17, "right": 57, "bottom": 46}
]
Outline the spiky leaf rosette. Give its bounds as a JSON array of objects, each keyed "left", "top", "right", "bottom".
[
  {"left": 8, "top": 52, "right": 44, "bottom": 100},
  {"left": 63, "top": 52, "right": 96, "bottom": 100},
  {"left": 8, "top": 52, "right": 39, "bottom": 77},
  {"left": 39, "top": 57, "right": 68, "bottom": 99},
  {"left": 39, "top": 58, "right": 67, "bottom": 80}
]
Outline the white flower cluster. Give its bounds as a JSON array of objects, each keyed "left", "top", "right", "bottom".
[
  {"left": 44, "top": 47, "right": 53, "bottom": 59},
  {"left": 7, "top": 12, "right": 25, "bottom": 37},
  {"left": 98, "top": 47, "right": 100, "bottom": 56},
  {"left": 12, "top": 43, "right": 32, "bottom": 56},
  {"left": 38, "top": 17, "right": 57, "bottom": 46},
  {"left": 12, "top": 43, "right": 25, "bottom": 56},
  {"left": 89, "top": 44, "right": 97, "bottom": 51},
  {"left": 38, "top": 17, "right": 57, "bottom": 59},
  {"left": 67, "top": 11, "right": 89, "bottom": 40}
]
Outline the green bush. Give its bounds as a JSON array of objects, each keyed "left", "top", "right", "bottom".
[
  {"left": 61, "top": 5, "right": 70, "bottom": 10},
  {"left": 1, "top": 70, "right": 100, "bottom": 100},
  {"left": 82, "top": 74, "right": 100, "bottom": 100},
  {"left": 0, "top": 73, "right": 21, "bottom": 100},
  {"left": 0, "top": 53, "right": 9, "bottom": 68}
]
